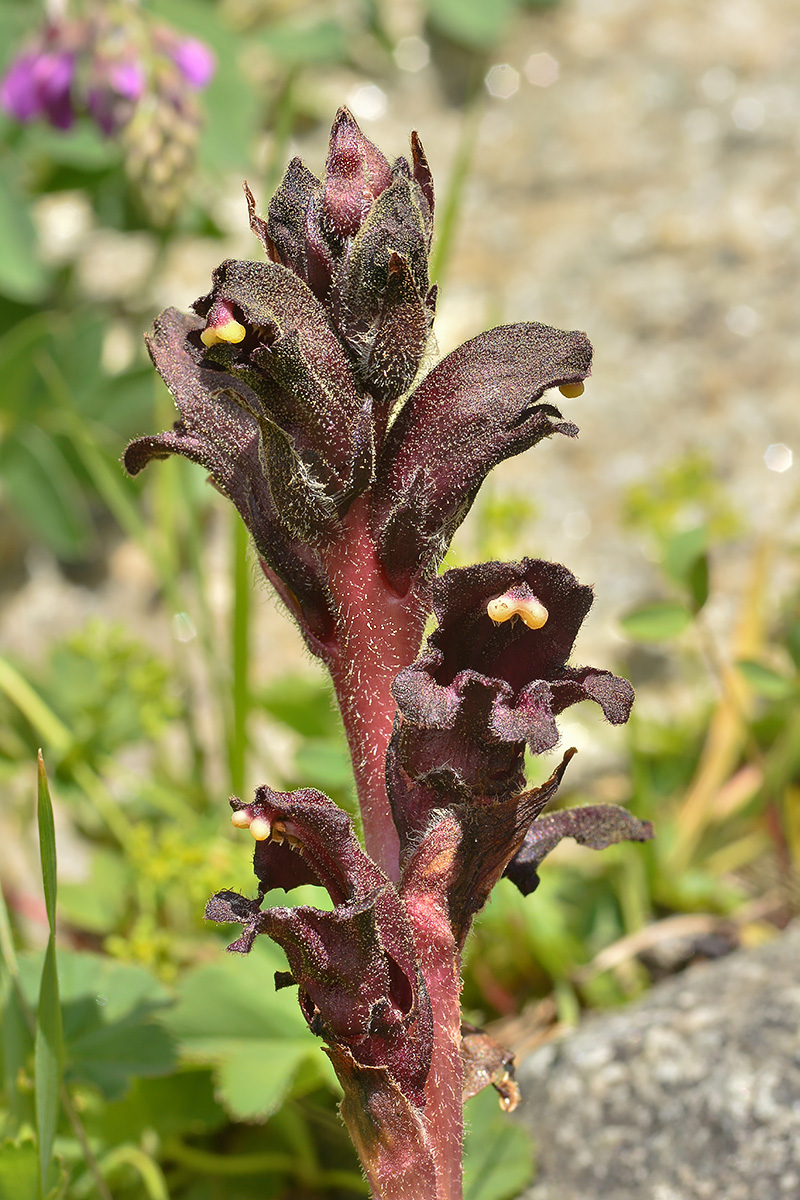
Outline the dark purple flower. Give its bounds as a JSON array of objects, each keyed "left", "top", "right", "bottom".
[
  {"left": 206, "top": 786, "right": 433, "bottom": 1106},
  {"left": 388, "top": 558, "right": 634, "bottom": 845},
  {"left": 248, "top": 107, "right": 436, "bottom": 408},
  {"left": 504, "top": 802, "right": 653, "bottom": 896},
  {"left": 34, "top": 50, "right": 75, "bottom": 129},
  {"left": 168, "top": 37, "right": 215, "bottom": 89},
  {"left": 370, "top": 325, "right": 589, "bottom": 592},
  {"left": 122, "top": 304, "right": 337, "bottom": 652}
]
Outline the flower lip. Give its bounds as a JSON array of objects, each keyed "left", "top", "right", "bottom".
[
  {"left": 230, "top": 788, "right": 386, "bottom": 907},
  {"left": 429, "top": 561, "right": 592, "bottom": 696}
]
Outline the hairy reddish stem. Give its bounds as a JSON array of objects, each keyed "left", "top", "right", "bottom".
[
  {"left": 407, "top": 896, "right": 464, "bottom": 1200},
  {"left": 322, "top": 494, "right": 427, "bottom": 881}
]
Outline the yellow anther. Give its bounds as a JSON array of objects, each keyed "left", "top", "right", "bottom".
[
  {"left": 487, "top": 594, "right": 549, "bottom": 630},
  {"left": 558, "top": 381, "right": 585, "bottom": 398},
  {"left": 200, "top": 318, "right": 247, "bottom": 348},
  {"left": 249, "top": 817, "right": 272, "bottom": 841},
  {"left": 230, "top": 810, "right": 251, "bottom": 829}
]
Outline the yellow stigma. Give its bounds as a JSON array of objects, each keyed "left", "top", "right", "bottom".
[
  {"left": 249, "top": 817, "right": 272, "bottom": 841},
  {"left": 200, "top": 318, "right": 247, "bottom": 348},
  {"left": 230, "top": 809, "right": 251, "bottom": 829},
  {"left": 558, "top": 381, "right": 585, "bottom": 398},
  {"left": 487, "top": 594, "right": 549, "bottom": 630}
]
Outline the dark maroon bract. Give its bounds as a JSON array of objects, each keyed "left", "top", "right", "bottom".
[{"left": 125, "top": 108, "right": 652, "bottom": 1200}]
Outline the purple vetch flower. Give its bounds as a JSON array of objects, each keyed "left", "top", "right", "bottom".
[
  {"left": 1, "top": 46, "right": 75, "bottom": 129},
  {"left": 36, "top": 51, "right": 75, "bottom": 129},
  {"left": 167, "top": 37, "right": 215, "bottom": 89},
  {"left": 87, "top": 56, "right": 146, "bottom": 136},
  {"left": 0, "top": 52, "right": 43, "bottom": 121},
  {"left": 108, "top": 59, "right": 145, "bottom": 101}
]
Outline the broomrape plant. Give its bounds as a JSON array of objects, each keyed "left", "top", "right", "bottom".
[{"left": 124, "top": 108, "right": 652, "bottom": 1200}]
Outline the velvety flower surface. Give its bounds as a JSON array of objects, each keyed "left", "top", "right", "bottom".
[
  {"left": 388, "top": 558, "right": 634, "bottom": 844},
  {"left": 122, "top": 306, "right": 335, "bottom": 649},
  {"left": 206, "top": 787, "right": 433, "bottom": 1106},
  {"left": 371, "top": 324, "right": 589, "bottom": 591},
  {"left": 504, "top": 802, "right": 653, "bottom": 896},
  {"left": 248, "top": 107, "right": 436, "bottom": 408}
]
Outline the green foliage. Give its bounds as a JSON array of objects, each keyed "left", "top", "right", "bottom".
[
  {"left": 463, "top": 1088, "right": 534, "bottom": 1200},
  {"left": 163, "top": 941, "right": 336, "bottom": 1121},
  {"left": 0, "top": 1141, "right": 39, "bottom": 1200},
  {"left": 620, "top": 601, "right": 692, "bottom": 642},
  {"left": 34, "top": 758, "right": 62, "bottom": 1196}
]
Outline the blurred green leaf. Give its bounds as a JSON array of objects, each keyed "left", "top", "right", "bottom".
[
  {"left": 294, "top": 739, "right": 354, "bottom": 792},
  {"left": 91, "top": 1070, "right": 226, "bottom": 1145},
  {"left": 35, "top": 754, "right": 62, "bottom": 1195},
  {"left": 0, "top": 427, "right": 93, "bottom": 558},
  {"left": 735, "top": 659, "right": 795, "bottom": 700},
  {"left": 0, "top": 1142, "right": 39, "bottom": 1200},
  {"left": 662, "top": 525, "right": 707, "bottom": 583},
  {"left": 463, "top": 1087, "right": 534, "bottom": 1200},
  {"left": 261, "top": 19, "right": 347, "bottom": 66},
  {"left": 20, "top": 952, "right": 176, "bottom": 1101},
  {"left": 662, "top": 527, "right": 710, "bottom": 612},
  {"left": 58, "top": 848, "right": 133, "bottom": 936},
  {"left": 620, "top": 602, "right": 692, "bottom": 642},
  {"left": 427, "top": 0, "right": 519, "bottom": 48},
  {"left": 685, "top": 552, "right": 710, "bottom": 613},
  {"left": 0, "top": 173, "right": 49, "bottom": 302},
  {"left": 21, "top": 120, "right": 120, "bottom": 171},
  {"left": 261, "top": 675, "right": 338, "bottom": 740},
  {"left": 41, "top": 622, "right": 180, "bottom": 764},
  {"left": 164, "top": 941, "right": 334, "bottom": 1121}
]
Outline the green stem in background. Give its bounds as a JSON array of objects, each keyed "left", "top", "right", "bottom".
[
  {"left": 428, "top": 103, "right": 481, "bottom": 289},
  {"left": 0, "top": 653, "right": 138, "bottom": 851},
  {"left": 35, "top": 754, "right": 63, "bottom": 1199},
  {"left": 264, "top": 68, "right": 298, "bottom": 193},
  {"left": 0, "top": 879, "right": 113, "bottom": 1200},
  {"left": 229, "top": 515, "right": 252, "bottom": 796},
  {"left": 163, "top": 1139, "right": 369, "bottom": 1192},
  {"left": 90, "top": 1146, "right": 169, "bottom": 1200}
]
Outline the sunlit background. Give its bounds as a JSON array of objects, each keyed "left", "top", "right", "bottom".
[{"left": 0, "top": 1, "right": 797, "bottom": 1197}]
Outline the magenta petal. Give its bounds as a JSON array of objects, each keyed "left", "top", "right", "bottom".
[
  {"left": 170, "top": 38, "right": 215, "bottom": 89},
  {"left": 1, "top": 53, "right": 43, "bottom": 121},
  {"left": 108, "top": 59, "right": 145, "bottom": 100}
]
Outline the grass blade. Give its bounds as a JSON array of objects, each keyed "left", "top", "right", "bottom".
[
  {"left": 35, "top": 752, "right": 63, "bottom": 1198},
  {"left": 230, "top": 516, "right": 251, "bottom": 795}
]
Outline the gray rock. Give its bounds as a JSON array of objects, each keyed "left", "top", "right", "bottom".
[{"left": 517, "top": 925, "right": 800, "bottom": 1200}]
